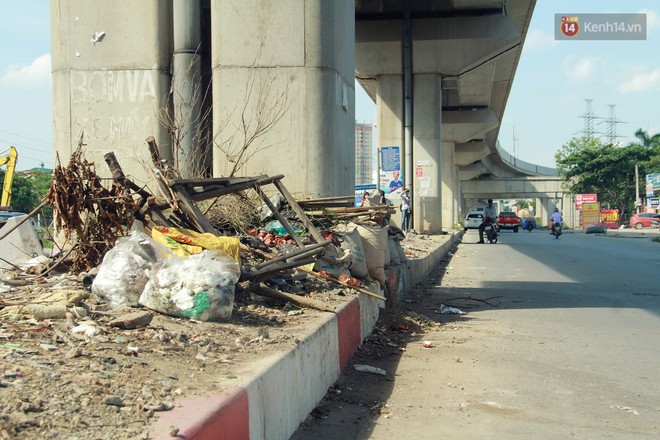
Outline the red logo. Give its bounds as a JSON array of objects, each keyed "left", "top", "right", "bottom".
[{"left": 560, "top": 16, "right": 580, "bottom": 37}]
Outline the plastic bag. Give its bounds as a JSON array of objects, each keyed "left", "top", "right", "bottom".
[
  {"left": 138, "top": 250, "right": 241, "bottom": 321},
  {"left": 92, "top": 230, "right": 174, "bottom": 307}
]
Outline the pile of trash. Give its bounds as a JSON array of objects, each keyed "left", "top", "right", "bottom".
[{"left": 1, "top": 138, "right": 413, "bottom": 325}]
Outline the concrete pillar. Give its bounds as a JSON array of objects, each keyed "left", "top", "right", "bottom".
[
  {"left": 51, "top": 0, "right": 174, "bottom": 187},
  {"left": 211, "top": 0, "right": 355, "bottom": 197},
  {"left": 538, "top": 198, "right": 551, "bottom": 227},
  {"left": 412, "top": 74, "right": 442, "bottom": 233},
  {"left": 376, "top": 74, "right": 404, "bottom": 225},
  {"left": 562, "top": 193, "right": 575, "bottom": 228},
  {"left": 442, "top": 141, "right": 457, "bottom": 229}
]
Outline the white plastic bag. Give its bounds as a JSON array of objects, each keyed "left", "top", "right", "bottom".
[
  {"left": 92, "top": 230, "right": 174, "bottom": 307},
  {"left": 139, "top": 250, "right": 241, "bottom": 321}
]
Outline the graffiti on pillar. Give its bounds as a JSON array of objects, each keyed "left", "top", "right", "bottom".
[{"left": 69, "top": 70, "right": 158, "bottom": 142}]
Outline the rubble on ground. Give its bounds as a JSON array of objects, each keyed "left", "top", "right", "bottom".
[{"left": 0, "top": 137, "right": 438, "bottom": 439}]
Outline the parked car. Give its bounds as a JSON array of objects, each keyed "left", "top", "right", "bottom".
[
  {"left": 629, "top": 212, "right": 660, "bottom": 229},
  {"left": 497, "top": 211, "right": 522, "bottom": 232},
  {"left": 463, "top": 212, "right": 484, "bottom": 231}
]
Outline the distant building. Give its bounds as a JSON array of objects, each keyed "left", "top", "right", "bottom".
[{"left": 355, "top": 122, "right": 373, "bottom": 185}]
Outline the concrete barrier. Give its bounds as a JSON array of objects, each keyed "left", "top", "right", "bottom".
[
  {"left": 150, "top": 231, "right": 462, "bottom": 439},
  {"left": 0, "top": 215, "right": 44, "bottom": 271}
]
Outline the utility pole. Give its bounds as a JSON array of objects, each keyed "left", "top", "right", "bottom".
[
  {"left": 635, "top": 160, "right": 640, "bottom": 214},
  {"left": 512, "top": 125, "right": 519, "bottom": 159}
]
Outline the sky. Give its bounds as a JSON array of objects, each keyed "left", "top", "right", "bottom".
[{"left": 0, "top": 1, "right": 658, "bottom": 171}]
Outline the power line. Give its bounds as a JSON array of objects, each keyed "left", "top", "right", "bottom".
[{"left": 0, "top": 128, "right": 52, "bottom": 146}]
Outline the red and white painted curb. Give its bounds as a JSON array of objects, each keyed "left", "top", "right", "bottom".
[
  {"left": 149, "top": 233, "right": 457, "bottom": 439},
  {"left": 150, "top": 294, "right": 379, "bottom": 440}
]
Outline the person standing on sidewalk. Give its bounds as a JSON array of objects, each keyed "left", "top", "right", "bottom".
[{"left": 400, "top": 188, "right": 412, "bottom": 232}]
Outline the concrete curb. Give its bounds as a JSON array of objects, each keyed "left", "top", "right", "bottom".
[{"left": 150, "top": 232, "right": 461, "bottom": 439}]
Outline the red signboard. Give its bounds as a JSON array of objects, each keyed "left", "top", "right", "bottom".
[{"left": 576, "top": 193, "right": 597, "bottom": 210}]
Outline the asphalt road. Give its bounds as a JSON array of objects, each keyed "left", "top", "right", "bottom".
[{"left": 291, "top": 228, "right": 660, "bottom": 439}]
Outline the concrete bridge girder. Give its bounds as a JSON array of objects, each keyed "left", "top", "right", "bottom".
[
  {"left": 461, "top": 177, "right": 565, "bottom": 199},
  {"left": 458, "top": 162, "right": 489, "bottom": 181},
  {"left": 455, "top": 141, "right": 490, "bottom": 166},
  {"left": 356, "top": 14, "right": 521, "bottom": 77},
  {"left": 442, "top": 108, "right": 499, "bottom": 143},
  {"left": 412, "top": 15, "right": 521, "bottom": 76}
]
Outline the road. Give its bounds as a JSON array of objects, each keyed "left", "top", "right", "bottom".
[{"left": 291, "top": 228, "right": 660, "bottom": 439}]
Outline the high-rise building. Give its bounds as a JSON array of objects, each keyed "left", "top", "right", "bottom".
[{"left": 355, "top": 122, "right": 373, "bottom": 185}]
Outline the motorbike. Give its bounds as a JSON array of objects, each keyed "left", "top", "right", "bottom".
[
  {"left": 551, "top": 222, "right": 562, "bottom": 239},
  {"left": 483, "top": 218, "right": 498, "bottom": 244},
  {"left": 523, "top": 217, "right": 535, "bottom": 232}
]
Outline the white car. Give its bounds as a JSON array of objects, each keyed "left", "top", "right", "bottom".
[{"left": 463, "top": 212, "right": 483, "bottom": 231}]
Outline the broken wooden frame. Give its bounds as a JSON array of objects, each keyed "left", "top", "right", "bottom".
[{"left": 105, "top": 140, "right": 332, "bottom": 283}]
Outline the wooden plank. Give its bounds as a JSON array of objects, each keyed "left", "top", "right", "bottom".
[
  {"left": 249, "top": 282, "right": 336, "bottom": 313},
  {"left": 298, "top": 195, "right": 356, "bottom": 202},
  {"left": 183, "top": 175, "right": 285, "bottom": 202},
  {"left": 272, "top": 178, "right": 326, "bottom": 244},
  {"left": 256, "top": 187, "right": 305, "bottom": 248},
  {"left": 242, "top": 257, "right": 316, "bottom": 281},
  {"left": 172, "top": 176, "right": 262, "bottom": 187},
  {"left": 241, "top": 245, "right": 386, "bottom": 301},
  {"left": 254, "top": 242, "right": 329, "bottom": 271},
  {"left": 171, "top": 186, "right": 220, "bottom": 234}
]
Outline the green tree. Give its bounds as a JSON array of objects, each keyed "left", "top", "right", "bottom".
[
  {"left": 0, "top": 170, "right": 52, "bottom": 218},
  {"left": 0, "top": 173, "right": 40, "bottom": 213},
  {"left": 627, "top": 129, "right": 660, "bottom": 202},
  {"left": 555, "top": 136, "right": 654, "bottom": 219},
  {"left": 630, "top": 128, "right": 660, "bottom": 149}
]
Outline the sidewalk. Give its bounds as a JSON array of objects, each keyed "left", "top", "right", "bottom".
[
  {"left": 577, "top": 226, "right": 660, "bottom": 238},
  {"left": 148, "top": 232, "right": 463, "bottom": 440}
]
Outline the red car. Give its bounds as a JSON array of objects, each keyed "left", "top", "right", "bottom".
[
  {"left": 497, "top": 211, "right": 522, "bottom": 232},
  {"left": 629, "top": 213, "right": 660, "bottom": 229}
]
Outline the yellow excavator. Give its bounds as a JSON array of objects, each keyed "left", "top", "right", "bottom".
[{"left": 0, "top": 146, "right": 18, "bottom": 211}]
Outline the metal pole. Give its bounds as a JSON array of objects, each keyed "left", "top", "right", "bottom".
[
  {"left": 403, "top": 0, "right": 413, "bottom": 221},
  {"left": 173, "top": 0, "right": 202, "bottom": 178},
  {"left": 635, "top": 160, "right": 640, "bottom": 213}
]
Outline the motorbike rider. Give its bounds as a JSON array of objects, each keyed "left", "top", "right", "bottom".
[
  {"left": 549, "top": 208, "right": 563, "bottom": 234},
  {"left": 478, "top": 199, "right": 497, "bottom": 243}
]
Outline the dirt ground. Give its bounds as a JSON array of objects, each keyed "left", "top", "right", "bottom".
[
  {"left": 0, "top": 231, "right": 447, "bottom": 440},
  {"left": 291, "top": 239, "right": 497, "bottom": 440}
]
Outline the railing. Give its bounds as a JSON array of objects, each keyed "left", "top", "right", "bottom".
[{"left": 496, "top": 142, "right": 557, "bottom": 176}]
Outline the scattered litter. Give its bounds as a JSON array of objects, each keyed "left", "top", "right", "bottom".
[
  {"left": 611, "top": 405, "right": 639, "bottom": 415},
  {"left": 354, "top": 364, "right": 386, "bottom": 376},
  {"left": 70, "top": 321, "right": 103, "bottom": 337},
  {"left": 90, "top": 31, "right": 106, "bottom": 44},
  {"left": 438, "top": 304, "right": 466, "bottom": 315},
  {"left": 421, "top": 341, "right": 433, "bottom": 348}
]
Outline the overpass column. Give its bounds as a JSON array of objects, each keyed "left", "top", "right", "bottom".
[
  {"left": 376, "top": 74, "right": 405, "bottom": 226},
  {"left": 211, "top": 0, "right": 355, "bottom": 196},
  {"left": 376, "top": 75, "right": 405, "bottom": 166},
  {"left": 413, "top": 74, "right": 443, "bottom": 233},
  {"left": 538, "top": 198, "right": 551, "bottom": 227}
]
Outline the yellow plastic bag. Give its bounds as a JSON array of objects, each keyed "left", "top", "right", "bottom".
[{"left": 151, "top": 226, "right": 241, "bottom": 264}]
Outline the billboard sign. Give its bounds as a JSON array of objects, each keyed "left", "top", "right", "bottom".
[
  {"left": 647, "top": 173, "right": 660, "bottom": 197},
  {"left": 581, "top": 202, "right": 601, "bottom": 227},
  {"left": 576, "top": 193, "right": 597, "bottom": 210}
]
